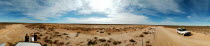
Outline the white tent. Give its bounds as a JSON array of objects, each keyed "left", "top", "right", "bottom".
[{"left": 15, "top": 42, "right": 41, "bottom": 46}]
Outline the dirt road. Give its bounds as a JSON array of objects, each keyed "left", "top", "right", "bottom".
[
  {"left": 0, "top": 24, "right": 35, "bottom": 44},
  {"left": 153, "top": 26, "right": 210, "bottom": 46}
]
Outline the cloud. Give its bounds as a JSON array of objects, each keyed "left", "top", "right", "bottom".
[
  {"left": 187, "top": 13, "right": 210, "bottom": 23},
  {"left": 65, "top": 0, "right": 183, "bottom": 24},
  {"left": 125, "top": 0, "right": 183, "bottom": 14},
  {"left": 0, "top": 0, "right": 183, "bottom": 20},
  {"left": 157, "top": 21, "right": 187, "bottom": 25},
  {"left": 0, "top": 17, "right": 39, "bottom": 23},
  {"left": 0, "top": 13, "right": 3, "bottom": 15},
  {"left": 187, "top": 16, "right": 192, "bottom": 18},
  {"left": 190, "top": 0, "right": 209, "bottom": 12},
  {"left": 187, "top": 0, "right": 210, "bottom": 23},
  {"left": 77, "top": 0, "right": 128, "bottom": 14},
  {"left": 67, "top": 12, "right": 152, "bottom": 24},
  {"left": 0, "top": 0, "right": 84, "bottom": 20},
  {"left": 24, "top": 0, "right": 85, "bottom": 20},
  {"left": 157, "top": 21, "right": 210, "bottom": 26},
  {"left": 0, "top": 0, "right": 189, "bottom": 25},
  {"left": 144, "top": 0, "right": 183, "bottom": 13}
]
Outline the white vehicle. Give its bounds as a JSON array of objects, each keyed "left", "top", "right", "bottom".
[{"left": 176, "top": 28, "right": 191, "bottom": 36}]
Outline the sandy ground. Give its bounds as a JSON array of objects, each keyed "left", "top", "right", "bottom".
[
  {"left": 0, "top": 24, "right": 35, "bottom": 42},
  {"left": 1, "top": 24, "right": 210, "bottom": 46},
  {"left": 0, "top": 24, "right": 154, "bottom": 46},
  {"left": 153, "top": 26, "right": 210, "bottom": 46},
  {"left": 0, "top": 24, "right": 36, "bottom": 46}
]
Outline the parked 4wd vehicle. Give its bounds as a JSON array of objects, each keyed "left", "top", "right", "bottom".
[{"left": 176, "top": 28, "right": 191, "bottom": 36}]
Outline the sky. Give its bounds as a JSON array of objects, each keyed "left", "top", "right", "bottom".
[{"left": 0, "top": 0, "right": 209, "bottom": 26}]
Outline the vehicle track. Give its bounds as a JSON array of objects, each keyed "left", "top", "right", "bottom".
[
  {"left": 153, "top": 26, "right": 210, "bottom": 46},
  {"left": 0, "top": 24, "right": 35, "bottom": 44}
]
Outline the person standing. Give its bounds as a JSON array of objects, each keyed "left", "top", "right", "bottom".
[
  {"left": 25, "top": 34, "right": 29, "bottom": 42},
  {"left": 30, "top": 33, "right": 34, "bottom": 42},
  {"left": 34, "top": 33, "right": 38, "bottom": 41}
]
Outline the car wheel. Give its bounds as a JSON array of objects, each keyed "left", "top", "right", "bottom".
[
  {"left": 177, "top": 32, "right": 180, "bottom": 34},
  {"left": 183, "top": 34, "right": 185, "bottom": 36}
]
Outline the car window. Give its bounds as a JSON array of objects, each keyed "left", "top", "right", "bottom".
[{"left": 178, "top": 29, "right": 186, "bottom": 31}]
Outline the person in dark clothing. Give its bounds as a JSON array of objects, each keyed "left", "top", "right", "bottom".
[
  {"left": 34, "top": 33, "right": 38, "bottom": 41},
  {"left": 25, "top": 34, "right": 29, "bottom": 42}
]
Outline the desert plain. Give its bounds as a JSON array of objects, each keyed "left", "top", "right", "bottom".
[{"left": 0, "top": 23, "right": 210, "bottom": 46}]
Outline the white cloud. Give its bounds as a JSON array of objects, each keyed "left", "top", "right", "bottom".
[
  {"left": 0, "top": 0, "right": 184, "bottom": 24},
  {"left": 126, "top": 0, "right": 183, "bottom": 14},
  {"left": 0, "top": 13, "right": 3, "bottom": 15},
  {"left": 67, "top": 12, "right": 152, "bottom": 24},
  {"left": 0, "top": 17, "right": 39, "bottom": 23},
  {"left": 158, "top": 21, "right": 187, "bottom": 25},
  {"left": 156, "top": 21, "right": 210, "bottom": 26},
  {"left": 44, "top": 0, "right": 154, "bottom": 24},
  {"left": 1, "top": 0, "right": 182, "bottom": 19},
  {"left": 145, "top": 0, "right": 182, "bottom": 13},
  {"left": 187, "top": 16, "right": 192, "bottom": 18},
  {"left": 24, "top": 0, "right": 85, "bottom": 20},
  {"left": 187, "top": 0, "right": 210, "bottom": 23},
  {"left": 77, "top": 0, "right": 127, "bottom": 14}
]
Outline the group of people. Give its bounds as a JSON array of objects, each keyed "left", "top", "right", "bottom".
[{"left": 25, "top": 33, "right": 38, "bottom": 42}]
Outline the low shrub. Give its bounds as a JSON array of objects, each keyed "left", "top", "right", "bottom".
[
  {"left": 99, "top": 39, "right": 106, "bottom": 42},
  {"left": 62, "top": 33, "right": 68, "bottom": 35},
  {"left": 54, "top": 40, "right": 59, "bottom": 44},
  {"left": 129, "top": 39, "right": 136, "bottom": 42},
  {"left": 113, "top": 41, "right": 121, "bottom": 45},
  {"left": 140, "top": 34, "right": 144, "bottom": 37},
  {"left": 44, "top": 39, "right": 52, "bottom": 43},
  {"left": 58, "top": 42, "right": 65, "bottom": 45},
  {"left": 87, "top": 40, "right": 97, "bottom": 45},
  {"left": 143, "top": 32, "right": 149, "bottom": 34},
  {"left": 146, "top": 41, "right": 150, "bottom": 43},
  {"left": 108, "top": 33, "right": 111, "bottom": 35}
]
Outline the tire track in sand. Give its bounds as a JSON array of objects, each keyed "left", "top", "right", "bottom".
[
  {"left": 153, "top": 26, "right": 210, "bottom": 46},
  {"left": 0, "top": 24, "right": 35, "bottom": 43}
]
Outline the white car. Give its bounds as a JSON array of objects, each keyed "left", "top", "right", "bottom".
[{"left": 176, "top": 28, "right": 191, "bottom": 36}]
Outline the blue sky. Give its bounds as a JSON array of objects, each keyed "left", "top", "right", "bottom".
[{"left": 0, "top": 0, "right": 209, "bottom": 26}]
